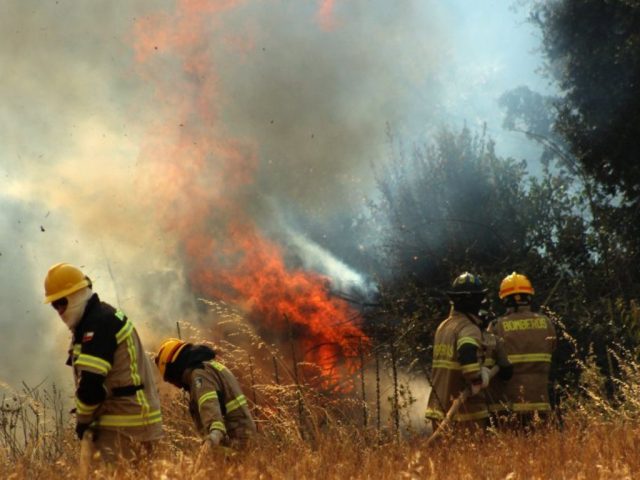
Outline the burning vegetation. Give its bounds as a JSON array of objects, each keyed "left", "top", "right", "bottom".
[{"left": 132, "top": 0, "right": 369, "bottom": 388}]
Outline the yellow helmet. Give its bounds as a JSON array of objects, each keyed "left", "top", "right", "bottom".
[
  {"left": 499, "top": 272, "right": 534, "bottom": 299},
  {"left": 155, "top": 338, "right": 188, "bottom": 380},
  {"left": 44, "top": 263, "right": 91, "bottom": 304}
]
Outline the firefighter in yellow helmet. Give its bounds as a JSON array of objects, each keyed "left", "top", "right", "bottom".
[
  {"left": 44, "top": 263, "right": 162, "bottom": 462},
  {"left": 155, "top": 338, "right": 256, "bottom": 449},
  {"left": 486, "top": 272, "right": 557, "bottom": 429},
  {"left": 425, "top": 272, "right": 511, "bottom": 433}
]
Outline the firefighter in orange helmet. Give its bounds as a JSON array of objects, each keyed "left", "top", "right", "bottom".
[
  {"left": 486, "top": 272, "right": 557, "bottom": 429},
  {"left": 425, "top": 272, "right": 511, "bottom": 432},
  {"left": 155, "top": 338, "right": 256, "bottom": 449},
  {"left": 44, "top": 263, "right": 162, "bottom": 462}
]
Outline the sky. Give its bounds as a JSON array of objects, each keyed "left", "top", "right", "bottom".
[{"left": 0, "top": 0, "right": 554, "bottom": 392}]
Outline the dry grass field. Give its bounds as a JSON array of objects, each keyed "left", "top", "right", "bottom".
[
  {"left": 3, "top": 368, "right": 640, "bottom": 479},
  {"left": 2, "top": 315, "right": 639, "bottom": 479},
  {"left": 1, "top": 411, "right": 639, "bottom": 479}
]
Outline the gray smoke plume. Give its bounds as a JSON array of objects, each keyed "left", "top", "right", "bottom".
[
  {"left": 0, "top": 196, "right": 64, "bottom": 387},
  {"left": 217, "top": 0, "right": 448, "bottom": 215},
  {"left": 0, "top": 0, "right": 448, "bottom": 388},
  {"left": 0, "top": 0, "right": 546, "bottom": 390}
]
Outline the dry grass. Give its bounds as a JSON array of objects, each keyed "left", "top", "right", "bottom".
[
  {"left": 2, "top": 306, "right": 640, "bottom": 479},
  {"left": 1, "top": 416, "right": 639, "bottom": 479}
]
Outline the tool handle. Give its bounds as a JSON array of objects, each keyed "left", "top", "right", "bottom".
[
  {"left": 426, "top": 365, "right": 500, "bottom": 445},
  {"left": 78, "top": 430, "right": 94, "bottom": 479}
]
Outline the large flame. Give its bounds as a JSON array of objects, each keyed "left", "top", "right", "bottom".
[{"left": 133, "top": 0, "right": 367, "bottom": 388}]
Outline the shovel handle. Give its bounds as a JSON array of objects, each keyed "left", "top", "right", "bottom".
[
  {"left": 426, "top": 365, "right": 499, "bottom": 445},
  {"left": 79, "top": 430, "right": 94, "bottom": 479}
]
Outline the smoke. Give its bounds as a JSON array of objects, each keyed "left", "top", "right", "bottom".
[
  {"left": 284, "top": 228, "right": 377, "bottom": 296},
  {"left": 364, "top": 367, "right": 432, "bottom": 436},
  {"left": 0, "top": 0, "right": 444, "bottom": 388},
  {"left": 125, "top": 0, "right": 451, "bottom": 382},
  {"left": 316, "top": 0, "right": 337, "bottom": 31},
  {"left": 216, "top": 0, "right": 448, "bottom": 216},
  {"left": 0, "top": 1, "right": 203, "bottom": 388},
  {"left": 0, "top": 0, "right": 546, "bottom": 390},
  {"left": 0, "top": 196, "right": 63, "bottom": 387}
]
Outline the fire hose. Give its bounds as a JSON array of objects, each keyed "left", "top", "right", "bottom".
[{"left": 426, "top": 365, "right": 500, "bottom": 446}]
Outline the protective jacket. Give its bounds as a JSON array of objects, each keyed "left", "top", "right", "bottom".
[
  {"left": 486, "top": 306, "right": 556, "bottom": 413},
  {"left": 426, "top": 309, "right": 489, "bottom": 423},
  {"left": 186, "top": 360, "right": 257, "bottom": 442},
  {"left": 68, "top": 294, "right": 163, "bottom": 440}
]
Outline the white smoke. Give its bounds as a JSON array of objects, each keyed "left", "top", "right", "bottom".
[{"left": 285, "top": 228, "right": 377, "bottom": 296}]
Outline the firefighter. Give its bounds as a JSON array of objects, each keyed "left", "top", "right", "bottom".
[
  {"left": 425, "top": 272, "right": 511, "bottom": 433},
  {"left": 155, "top": 338, "right": 257, "bottom": 449},
  {"left": 44, "top": 263, "right": 163, "bottom": 462},
  {"left": 487, "top": 272, "right": 557, "bottom": 429}
]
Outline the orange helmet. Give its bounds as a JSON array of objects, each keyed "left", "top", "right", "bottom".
[
  {"left": 155, "top": 338, "right": 188, "bottom": 380},
  {"left": 44, "top": 263, "right": 91, "bottom": 304},
  {"left": 499, "top": 272, "right": 534, "bottom": 300}
]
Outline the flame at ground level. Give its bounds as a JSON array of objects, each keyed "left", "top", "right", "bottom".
[{"left": 188, "top": 217, "right": 370, "bottom": 389}]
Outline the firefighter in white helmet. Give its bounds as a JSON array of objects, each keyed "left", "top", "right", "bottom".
[
  {"left": 44, "top": 263, "right": 163, "bottom": 462},
  {"left": 155, "top": 338, "right": 256, "bottom": 449},
  {"left": 486, "top": 272, "right": 557, "bottom": 429}
]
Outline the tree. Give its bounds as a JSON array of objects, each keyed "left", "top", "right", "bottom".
[
  {"left": 532, "top": 0, "right": 640, "bottom": 201},
  {"left": 369, "top": 124, "right": 640, "bottom": 392},
  {"left": 369, "top": 126, "right": 571, "bottom": 367}
]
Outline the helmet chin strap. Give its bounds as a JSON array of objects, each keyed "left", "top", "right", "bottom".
[{"left": 61, "top": 287, "right": 93, "bottom": 330}]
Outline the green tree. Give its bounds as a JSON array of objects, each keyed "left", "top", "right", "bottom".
[
  {"left": 370, "top": 127, "right": 562, "bottom": 365},
  {"left": 532, "top": 0, "right": 640, "bottom": 201},
  {"left": 369, "top": 124, "right": 640, "bottom": 394}
]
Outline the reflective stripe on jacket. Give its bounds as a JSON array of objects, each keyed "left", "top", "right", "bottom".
[
  {"left": 187, "top": 360, "right": 257, "bottom": 441},
  {"left": 486, "top": 307, "right": 556, "bottom": 413},
  {"left": 426, "top": 310, "right": 489, "bottom": 422},
  {"left": 70, "top": 294, "right": 163, "bottom": 441}
]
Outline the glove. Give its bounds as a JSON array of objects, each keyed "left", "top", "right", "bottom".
[
  {"left": 75, "top": 421, "right": 91, "bottom": 440},
  {"left": 478, "top": 308, "right": 496, "bottom": 329},
  {"left": 208, "top": 429, "right": 225, "bottom": 447},
  {"left": 470, "top": 367, "right": 491, "bottom": 396},
  {"left": 480, "top": 366, "right": 491, "bottom": 387}
]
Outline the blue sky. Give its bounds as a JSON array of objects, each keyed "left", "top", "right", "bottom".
[{"left": 411, "top": 0, "right": 555, "bottom": 159}]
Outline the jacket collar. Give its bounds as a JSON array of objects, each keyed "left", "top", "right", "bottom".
[
  {"left": 73, "top": 293, "right": 100, "bottom": 335},
  {"left": 505, "top": 304, "right": 532, "bottom": 315},
  {"left": 452, "top": 308, "right": 482, "bottom": 327}
]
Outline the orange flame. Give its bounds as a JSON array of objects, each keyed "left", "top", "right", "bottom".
[
  {"left": 134, "top": 0, "right": 367, "bottom": 389},
  {"left": 317, "top": 0, "right": 337, "bottom": 31}
]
